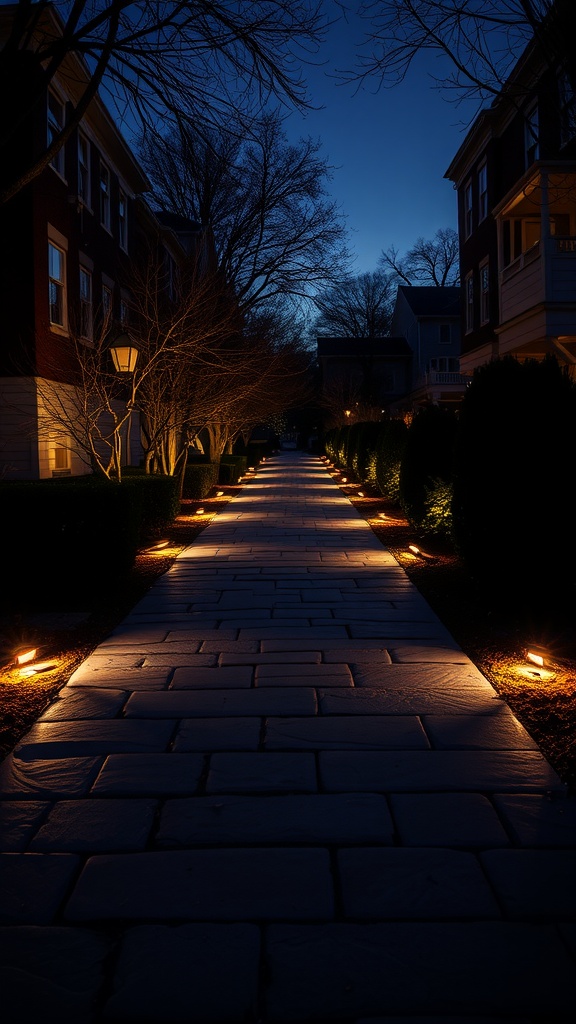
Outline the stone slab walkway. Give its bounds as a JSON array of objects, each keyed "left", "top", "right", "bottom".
[{"left": 1, "top": 453, "right": 575, "bottom": 1023}]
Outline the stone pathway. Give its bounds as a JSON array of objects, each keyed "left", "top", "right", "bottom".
[{"left": 1, "top": 453, "right": 575, "bottom": 1023}]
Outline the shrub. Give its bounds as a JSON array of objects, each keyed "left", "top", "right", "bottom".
[
  {"left": 420, "top": 478, "right": 454, "bottom": 539},
  {"left": 182, "top": 462, "right": 219, "bottom": 500},
  {"left": 452, "top": 354, "right": 576, "bottom": 610},
  {"left": 121, "top": 474, "right": 181, "bottom": 543},
  {"left": 219, "top": 455, "right": 247, "bottom": 484},
  {"left": 399, "top": 405, "right": 458, "bottom": 529},
  {"left": 375, "top": 418, "right": 408, "bottom": 502},
  {"left": 0, "top": 477, "right": 142, "bottom": 610}
]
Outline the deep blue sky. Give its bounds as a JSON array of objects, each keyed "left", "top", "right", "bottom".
[{"left": 285, "top": 8, "right": 480, "bottom": 275}]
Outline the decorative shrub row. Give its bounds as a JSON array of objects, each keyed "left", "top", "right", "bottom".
[
  {"left": 323, "top": 355, "right": 576, "bottom": 613},
  {"left": 219, "top": 455, "right": 247, "bottom": 485}
]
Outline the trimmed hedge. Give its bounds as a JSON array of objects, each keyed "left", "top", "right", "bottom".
[
  {"left": 1, "top": 477, "right": 143, "bottom": 610},
  {"left": 219, "top": 455, "right": 247, "bottom": 484},
  {"left": 182, "top": 462, "right": 220, "bottom": 500},
  {"left": 399, "top": 405, "right": 458, "bottom": 530}
]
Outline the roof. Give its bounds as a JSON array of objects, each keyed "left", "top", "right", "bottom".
[
  {"left": 395, "top": 286, "right": 461, "bottom": 318},
  {"left": 317, "top": 337, "right": 412, "bottom": 359}
]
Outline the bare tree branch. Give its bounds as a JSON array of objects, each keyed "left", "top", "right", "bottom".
[{"left": 379, "top": 227, "right": 460, "bottom": 286}]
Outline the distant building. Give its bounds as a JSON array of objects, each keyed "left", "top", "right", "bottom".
[
  {"left": 389, "top": 286, "right": 468, "bottom": 412},
  {"left": 444, "top": 28, "right": 576, "bottom": 375},
  {"left": 316, "top": 336, "right": 412, "bottom": 425}
]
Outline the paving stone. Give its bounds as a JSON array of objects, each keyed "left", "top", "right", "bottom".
[
  {"left": 156, "top": 794, "right": 394, "bottom": 846},
  {"left": 348, "top": 623, "right": 455, "bottom": 640},
  {"left": 206, "top": 753, "right": 317, "bottom": 793},
  {"left": 37, "top": 687, "right": 127, "bottom": 720},
  {"left": 0, "top": 925, "right": 111, "bottom": 1023},
  {"left": 142, "top": 653, "right": 219, "bottom": 667},
  {"left": 352, "top": 663, "right": 493, "bottom": 689},
  {"left": 14, "top": 720, "right": 175, "bottom": 757},
  {"left": 480, "top": 850, "right": 576, "bottom": 919},
  {"left": 422, "top": 709, "right": 539, "bottom": 749},
  {"left": 319, "top": 750, "right": 564, "bottom": 793},
  {"left": 199, "top": 640, "right": 260, "bottom": 652},
  {"left": 238, "top": 626, "right": 349, "bottom": 639},
  {"left": 322, "top": 648, "right": 393, "bottom": 664},
  {"left": 338, "top": 848, "right": 501, "bottom": 919},
  {"left": 103, "top": 923, "right": 260, "bottom": 1021},
  {"left": 65, "top": 849, "right": 335, "bottom": 921},
  {"left": 90, "top": 753, "right": 204, "bottom": 796},
  {"left": 264, "top": 922, "right": 575, "bottom": 1018},
  {"left": 256, "top": 663, "right": 352, "bottom": 682},
  {"left": 389, "top": 644, "right": 470, "bottom": 663},
  {"left": 319, "top": 687, "right": 505, "bottom": 716},
  {"left": 29, "top": 799, "right": 157, "bottom": 852},
  {"left": 125, "top": 688, "right": 317, "bottom": 717},
  {"left": 170, "top": 666, "right": 253, "bottom": 688},
  {"left": 0, "top": 755, "right": 103, "bottom": 799},
  {"left": 0, "top": 854, "right": 80, "bottom": 923},
  {"left": 492, "top": 793, "right": 576, "bottom": 847},
  {"left": 219, "top": 651, "right": 321, "bottom": 665},
  {"left": 172, "top": 718, "right": 261, "bottom": 752},
  {"left": 265, "top": 716, "right": 429, "bottom": 750},
  {"left": 390, "top": 793, "right": 510, "bottom": 848},
  {"left": 0, "top": 802, "right": 50, "bottom": 850},
  {"left": 67, "top": 668, "right": 172, "bottom": 689}
]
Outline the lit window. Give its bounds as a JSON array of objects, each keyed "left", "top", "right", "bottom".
[
  {"left": 559, "top": 70, "right": 576, "bottom": 146},
  {"left": 118, "top": 189, "right": 128, "bottom": 250},
  {"left": 465, "top": 272, "right": 474, "bottom": 332},
  {"left": 478, "top": 163, "right": 488, "bottom": 222},
  {"left": 480, "top": 260, "right": 490, "bottom": 324},
  {"left": 100, "top": 162, "right": 111, "bottom": 229},
  {"left": 464, "top": 180, "right": 473, "bottom": 238},
  {"left": 79, "top": 267, "right": 92, "bottom": 339},
  {"left": 48, "top": 90, "right": 65, "bottom": 176},
  {"left": 53, "top": 444, "right": 70, "bottom": 471},
  {"left": 48, "top": 241, "right": 66, "bottom": 326},
  {"left": 78, "top": 133, "right": 91, "bottom": 205},
  {"left": 525, "top": 103, "right": 539, "bottom": 167}
]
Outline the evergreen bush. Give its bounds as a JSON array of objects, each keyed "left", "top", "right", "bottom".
[
  {"left": 399, "top": 405, "right": 458, "bottom": 529},
  {"left": 452, "top": 355, "right": 576, "bottom": 609},
  {"left": 374, "top": 418, "right": 408, "bottom": 502}
]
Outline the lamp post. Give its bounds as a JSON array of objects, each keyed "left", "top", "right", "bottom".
[{"left": 108, "top": 332, "right": 139, "bottom": 472}]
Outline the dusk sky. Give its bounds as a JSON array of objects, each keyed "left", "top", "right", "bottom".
[{"left": 285, "top": 8, "right": 481, "bottom": 275}]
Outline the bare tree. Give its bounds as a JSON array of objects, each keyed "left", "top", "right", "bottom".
[
  {"left": 379, "top": 228, "right": 459, "bottom": 286},
  {"left": 139, "top": 113, "right": 351, "bottom": 315},
  {"left": 0, "top": 0, "right": 327, "bottom": 204},
  {"left": 312, "top": 270, "right": 395, "bottom": 338},
  {"left": 351, "top": 1, "right": 575, "bottom": 119}
]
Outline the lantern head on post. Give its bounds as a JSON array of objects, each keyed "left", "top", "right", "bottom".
[{"left": 109, "top": 332, "right": 139, "bottom": 374}]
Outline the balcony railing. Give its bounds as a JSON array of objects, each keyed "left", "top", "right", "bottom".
[
  {"left": 413, "top": 371, "right": 472, "bottom": 389},
  {"left": 499, "top": 236, "right": 576, "bottom": 323}
]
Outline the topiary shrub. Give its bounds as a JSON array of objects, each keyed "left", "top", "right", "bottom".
[
  {"left": 182, "top": 462, "right": 219, "bottom": 499},
  {"left": 399, "top": 405, "right": 458, "bottom": 530},
  {"left": 374, "top": 418, "right": 408, "bottom": 502},
  {"left": 452, "top": 354, "right": 576, "bottom": 611},
  {"left": 219, "top": 455, "right": 247, "bottom": 484}
]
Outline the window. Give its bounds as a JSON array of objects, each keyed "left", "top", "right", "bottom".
[
  {"left": 78, "top": 133, "right": 91, "bottom": 206},
  {"left": 118, "top": 189, "right": 128, "bottom": 250},
  {"left": 439, "top": 324, "right": 451, "bottom": 345},
  {"left": 464, "top": 180, "right": 473, "bottom": 238},
  {"left": 100, "top": 162, "right": 111, "bottom": 229},
  {"left": 120, "top": 296, "right": 130, "bottom": 324},
  {"left": 478, "top": 163, "right": 488, "bottom": 222},
  {"left": 479, "top": 260, "right": 490, "bottom": 324},
  {"left": 48, "top": 241, "right": 66, "bottom": 327},
  {"left": 102, "top": 283, "right": 113, "bottom": 321},
  {"left": 525, "top": 103, "right": 539, "bottom": 167},
  {"left": 164, "top": 251, "right": 176, "bottom": 300},
  {"left": 48, "top": 90, "right": 65, "bottom": 177},
  {"left": 53, "top": 443, "right": 70, "bottom": 472},
  {"left": 559, "top": 70, "right": 576, "bottom": 147},
  {"left": 465, "top": 272, "right": 474, "bottom": 332},
  {"left": 79, "top": 267, "right": 92, "bottom": 339}
]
